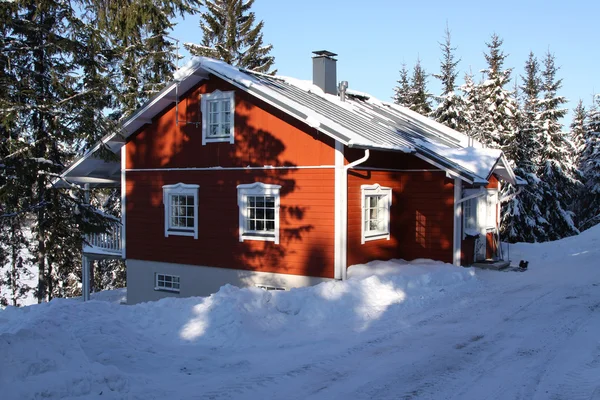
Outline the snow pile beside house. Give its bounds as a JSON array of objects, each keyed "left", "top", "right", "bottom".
[{"left": 0, "top": 259, "right": 476, "bottom": 399}]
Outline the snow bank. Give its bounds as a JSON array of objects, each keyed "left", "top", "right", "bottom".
[{"left": 0, "top": 259, "right": 478, "bottom": 399}]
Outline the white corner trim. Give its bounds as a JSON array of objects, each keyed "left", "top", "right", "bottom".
[
  {"left": 360, "top": 184, "right": 392, "bottom": 245},
  {"left": 200, "top": 90, "right": 235, "bottom": 145},
  {"left": 453, "top": 178, "right": 462, "bottom": 266},
  {"left": 162, "top": 183, "right": 199, "bottom": 239},
  {"left": 237, "top": 182, "right": 281, "bottom": 244},
  {"left": 334, "top": 141, "right": 344, "bottom": 280},
  {"left": 121, "top": 146, "right": 126, "bottom": 259}
]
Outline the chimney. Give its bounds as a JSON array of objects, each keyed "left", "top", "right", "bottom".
[{"left": 312, "top": 50, "right": 337, "bottom": 95}]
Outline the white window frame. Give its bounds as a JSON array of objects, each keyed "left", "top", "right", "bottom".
[
  {"left": 155, "top": 273, "right": 180, "bottom": 292},
  {"left": 463, "top": 197, "right": 478, "bottom": 234},
  {"left": 201, "top": 90, "right": 235, "bottom": 145},
  {"left": 237, "top": 182, "right": 281, "bottom": 244},
  {"left": 361, "top": 184, "right": 392, "bottom": 244},
  {"left": 162, "top": 183, "right": 199, "bottom": 239}
]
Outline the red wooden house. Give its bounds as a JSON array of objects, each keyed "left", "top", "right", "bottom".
[{"left": 61, "top": 51, "right": 520, "bottom": 304}]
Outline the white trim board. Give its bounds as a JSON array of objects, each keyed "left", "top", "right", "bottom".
[{"left": 126, "top": 165, "right": 336, "bottom": 172}]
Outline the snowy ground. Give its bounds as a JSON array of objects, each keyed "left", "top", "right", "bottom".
[{"left": 1, "top": 227, "right": 600, "bottom": 400}]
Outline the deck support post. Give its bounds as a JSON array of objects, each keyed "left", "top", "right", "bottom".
[
  {"left": 82, "top": 183, "right": 91, "bottom": 301},
  {"left": 82, "top": 255, "right": 90, "bottom": 301}
]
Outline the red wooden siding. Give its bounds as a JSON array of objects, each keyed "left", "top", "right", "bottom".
[
  {"left": 125, "top": 75, "right": 336, "bottom": 279},
  {"left": 126, "top": 76, "right": 335, "bottom": 170},
  {"left": 346, "top": 150, "right": 455, "bottom": 267}
]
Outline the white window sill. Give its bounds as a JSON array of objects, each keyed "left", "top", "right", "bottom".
[
  {"left": 363, "top": 232, "right": 390, "bottom": 242},
  {"left": 240, "top": 233, "right": 277, "bottom": 243},
  {"left": 204, "top": 136, "right": 233, "bottom": 143},
  {"left": 154, "top": 287, "right": 180, "bottom": 293},
  {"left": 165, "top": 230, "right": 196, "bottom": 238}
]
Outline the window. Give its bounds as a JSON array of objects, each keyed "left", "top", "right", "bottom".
[
  {"left": 361, "top": 184, "right": 392, "bottom": 244},
  {"left": 463, "top": 198, "right": 478, "bottom": 233},
  {"left": 155, "top": 273, "right": 180, "bottom": 292},
  {"left": 237, "top": 182, "right": 281, "bottom": 244},
  {"left": 201, "top": 90, "right": 235, "bottom": 145},
  {"left": 163, "top": 183, "right": 199, "bottom": 239}
]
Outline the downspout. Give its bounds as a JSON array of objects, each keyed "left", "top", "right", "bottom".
[{"left": 335, "top": 144, "right": 370, "bottom": 281}]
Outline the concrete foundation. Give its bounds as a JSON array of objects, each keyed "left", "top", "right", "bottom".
[{"left": 126, "top": 259, "right": 333, "bottom": 304}]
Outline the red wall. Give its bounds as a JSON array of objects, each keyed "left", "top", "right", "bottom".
[
  {"left": 346, "top": 150, "right": 455, "bottom": 266},
  {"left": 125, "top": 75, "right": 336, "bottom": 278}
]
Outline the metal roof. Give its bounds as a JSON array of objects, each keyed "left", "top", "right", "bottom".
[{"left": 60, "top": 56, "right": 517, "bottom": 187}]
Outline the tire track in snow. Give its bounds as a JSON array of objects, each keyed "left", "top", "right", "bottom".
[
  {"left": 550, "top": 343, "right": 600, "bottom": 400},
  {"left": 450, "top": 286, "right": 600, "bottom": 400}
]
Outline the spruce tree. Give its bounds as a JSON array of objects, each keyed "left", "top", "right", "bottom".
[
  {"left": 1, "top": 0, "right": 116, "bottom": 302},
  {"left": 97, "top": 0, "right": 202, "bottom": 117},
  {"left": 570, "top": 100, "right": 588, "bottom": 227},
  {"left": 478, "top": 34, "right": 518, "bottom": 149},
  {"left": 185, "top": 0, "right": 275, "bottom": 74},
  {"left": 408, "top": 58, "right": 432, "bottom": 115},
  {"left": 500, "top": 52, "right": 548, "bottom": 242},
  {"left": 579, "top": 96, "right": 600, "bottom": 230},
  {"left": 571, "top": 100, "right": 588, "bottom": 158},
  {"left": 461, "top": 71, "right": 484, "bottom": 141},
  {"left": 537, "top": 51, "right": 580, "bottom": 239},
  {"left": 393, "top": 63, "right": 411, "bottom": 107},
  {"left": 431, "top": 26, "right": 469, "bottom": 132}
]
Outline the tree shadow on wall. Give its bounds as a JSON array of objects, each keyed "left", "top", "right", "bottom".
[
  {"left": 124, "top": 87, "right": 334, "bottom": 284},
  {"left": 230, "top": 97, "right": 330, "bottom": 279}
]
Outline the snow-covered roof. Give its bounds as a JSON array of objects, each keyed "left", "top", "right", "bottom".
[{"left": 60, "top": 56, "right": 518, "bottom": 187}]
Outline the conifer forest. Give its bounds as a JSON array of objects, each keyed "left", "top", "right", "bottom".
[{"left": 1, "top": 0, "right": 599, "bottom": 306}]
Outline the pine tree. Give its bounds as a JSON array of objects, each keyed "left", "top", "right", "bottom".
[
  {"left": 461, "top": 71, "right": 484, "bottom": 141},
  {"left": 408, "top": 58, "right": 431, "bottom": 115},
  {"left": 393, "top": 63, "right": 411, "bottom": 107},
  {"left": 97, "top": 0, "right": 202, "bottom": 117},
  {"left": 478, "top": 34, "right": 518, "bottom": 149},
  {"left": 570, "top": 101, "right": 588, "bottom": 228},
  {"left": 537, "top": 51, "right": 580, "bottom": 239},
  {"left": 579, "top": 95, "right": 600, "bottom": 230},
  {"left": 1, "top": 0, "right": 116, "bottom": 302},
  {"left": 571, "top": 100, "right": 588, "bottom": 158},
  {"left": 501, "top": 52, "right": 548, "bottom": 242},
  {"left": 430, "top": 26, "right": 469, "bottom": 132},
  {"left": 184, "top": 0, "right": 275, "bottom": 74}
]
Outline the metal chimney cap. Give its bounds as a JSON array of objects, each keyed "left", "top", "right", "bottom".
[{"left": 312, "top": 50, "right": 337, "bottom": 58}]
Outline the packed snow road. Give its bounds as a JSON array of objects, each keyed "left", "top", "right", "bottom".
[{"left": 1, "top": 226, "right": 600, "bottom": 400}]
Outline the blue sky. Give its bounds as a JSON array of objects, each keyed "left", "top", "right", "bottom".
[{"left": 172, "top": 0, "right": 599, "bottom": 123}]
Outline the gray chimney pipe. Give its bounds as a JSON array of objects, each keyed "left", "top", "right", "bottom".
[{"left": 312, "top": 50, "right": 337, "bottom": 95}]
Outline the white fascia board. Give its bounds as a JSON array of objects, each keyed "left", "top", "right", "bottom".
[{"left": 62, "top": 70, "right": 207, "bottom": 183}]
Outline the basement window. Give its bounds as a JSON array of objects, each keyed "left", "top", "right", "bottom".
[
  {"left": 237, "top": 182, "right": 281, "bottom": 244},
  {"left": 361, "top": 184, "right": 392, "bottom": 244},
  {"left": 256, "top": 284, "right": 286, "bottom": 291},
  {"left": 163, "top": 183, "right": 199, "bottom": 239},
  {"left": 155, "top": 273, "right": 180, "bottom": 292},
  {"left": 201, "top": 90, "right": 235, "bottom": 145}
]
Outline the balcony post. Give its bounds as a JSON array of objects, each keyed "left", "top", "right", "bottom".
[
  {"left": 82, "top": 255, "right": 90, "bottom": 301},
  {"left": 82, "top": 183, "right": 91, "bottom": 301}
]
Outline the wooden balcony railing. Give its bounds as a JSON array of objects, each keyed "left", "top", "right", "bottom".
[{"left": 83, "top": 216, "right": 123, "bottom": 257}]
